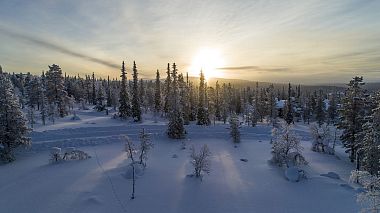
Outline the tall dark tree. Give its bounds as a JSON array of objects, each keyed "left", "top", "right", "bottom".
[
  {"left": 285, "top": 83, "right": 293, "bottom": 125},
  {"left": 197, "top": 70, "right": 209, "bottom": 125},
  {"left": 167, "top": 63, "right": 186, "bottom": 139},
  {"left": 119, "top": 61, "right": 131, "bottom": 119},
  {"left": 154, "top": 70, "right": 161, "bottom": 117},
  {"left": 338, "top": 76, "right": 367, "bottom": 162},
  {"left": 45, "top": 64, "right": 69, "bottom": 118},
  {"left": 131, "top": 61, "right": 141, "bottom": 122},
  {"left": 163, "top": 63, "right": 171, "bottom": 115}
]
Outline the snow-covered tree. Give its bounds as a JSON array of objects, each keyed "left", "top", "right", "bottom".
[
  {"left": 360, "top": 121, "right": 380, "bottom": 176},
  {"left": 315, "top": 91, "right": 326, "bottom": 126},
  {"left": 230, "top": 113, "right": 240, "bottom": 144},
  {"left": 309, "top": 123, "right": 334, "bottom": 154},
  {"left": 119, "top": 61, "right": 131, "bottom": 119},
  {"left": 45, "top": 64, "right": 69, "bottom": 117},
  {"left": 95, "top": 84, "right": 105, "bottom": 111},
  {"left": 163, "top": 63, "right": 171, "bottom": 115},
  {"left": 138, "top": 128, "right": 153, "bottom": 167},
  {"left": 167, "top": 63, "right": 186, "bottom": 139},
  {"left": 190, "top": 144, "right": 211, "bottom": 179},
  {"left": 131, "top": 61, "right": 142, "bottom": 122},
  {"left": 0, "top": 74, "right": 30, "bottom": 162},
  {"left": 154, "top": 70, "right": 161, "bottom": 118},
  {"left": 351, "top": 171, "right": 380, "bottom": 213},
  {"left": 271, "top": 124, "right": 305, "bottom": 167},
  {"left": 285, "top": 83, "right": 294, "bottom": 125},
  {"left": 338, "top": 76, "right": 367, "bottom": 162},
  {"left": 197, "top": 70, "right": 210, "bottom": 125}
]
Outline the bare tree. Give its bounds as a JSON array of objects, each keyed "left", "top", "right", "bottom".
[
  {"left": 190, "top": 144, "right": 211, "bottom": 179},
  {"left": 138, "top": 128, "right": 153, "bottom": 167},
  {"left": 123, "top": 135, "right": 136, "bottom": 199}
]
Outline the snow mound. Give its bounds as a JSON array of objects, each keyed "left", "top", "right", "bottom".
[
  {"left": 70, "top": 115, "right": 81, "bottom": 121},
  {"left": 340, "top": 183, "right": 354, "bottom": 190},
  {"left": 83, "top": 196, "right": 102, "bottom": 205},
  {"left": 123, "top": 163, "right": 145, "bottom": 179},
  {"left": 356, "top": 187, "right": 366, "bottom": 193},
  {"left": 172, "top": 154, "right": 178, "bottom": 158},
  {"left": 285, "top": 167, "right": 301, "bottom": 182},
  {"left": 320, "top": 172, "right": 340, "bottom": 180}
]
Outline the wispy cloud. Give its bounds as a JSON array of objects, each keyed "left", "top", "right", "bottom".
[
  {"left": 0, "top": 27, "right": 120, "bottom": 69},
  {"left": 217, "top": 66, "right": 289, "bottom": 73}
]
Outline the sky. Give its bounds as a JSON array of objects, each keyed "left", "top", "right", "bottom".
[{"left": 0, "top": 0, "right": 380, "bottom": 84}]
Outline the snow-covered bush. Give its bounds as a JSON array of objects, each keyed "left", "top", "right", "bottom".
[
  {"left": 190, "top": 144, "right": 211, "bottom": 179},
  {"left": 50, "top": 146, "right": 90, "bottom": 162},
  {"left": 309, "top": 123, "right": 334, "bottom": 154},
  {"left": 350, "top": 170, "right": 380, "bottom": 213},
  {"left": 270, "top": 124, "right": 306, "bottom": 167},
  {"left": 230, "top": 113, "right": 240, "bottom": 144}
]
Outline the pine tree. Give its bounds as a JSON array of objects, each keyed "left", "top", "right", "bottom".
[
  {"left": 167, "top": 63, "right": 186, "bottom": 139},
  {"left": 131, "top": 61, "right": 141, "bottom": 122},
  {"left": 40, "top": 72, "right": 48, "bottom": 125},
  {"left": 119, "top": 61, "right": 131, "bottom": 119},
  {"left": 327, "top": 92, "right": 338, "bottom": 124},
  {"left": 92, "top": 72, "right": 96, "bottom": 105},
  {"left": 197, "top": 70, "right": 209, "bottom": 125},
  {"left": 285, "top": 83, "right": 294, "bottom": 125},
  {"left": 0, "top": 74, "right": 30, "bottom": 162},
  {"left": 95, "top": 84, "right": 105, "bottom": 111},
  {"left": 215, "top": 81, "right": 221, "bottom": 121},
  {"left": 315, "top": 90, "right": 325, "bottom": 126},
  {"left": 45, "top": 64, "right": 68, "bottom": 118},
  {"left": 163, "top": 63, "right": 171, "bottom": 115},
  {"left": 338, "top": 76, "right": 367, "bottom": 162},
  {"left": 230, "top": 113, "right": 240, "bottom": 144},
  {"left": 154, "top": 70, "right": 161, "bottom": 117},
  {"left": 106, "top": 76, "right": 112, "bottom": 107}
]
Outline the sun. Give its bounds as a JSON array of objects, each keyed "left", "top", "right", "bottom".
[{"left": 189, "top": 48, "right": 225, "bottom": 80}]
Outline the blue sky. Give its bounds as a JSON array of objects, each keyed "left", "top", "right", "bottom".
[{"left": 0, "top": 0, "right": 380, "bottom": 84}]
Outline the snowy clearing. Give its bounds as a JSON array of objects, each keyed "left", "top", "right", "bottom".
[{"left": 0, "top": 112, "right": 360, "bottom": 213}]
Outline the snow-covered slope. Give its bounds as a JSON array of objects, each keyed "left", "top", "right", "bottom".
[{"left": 0, "top": 112, "right": 360, "bottom": 213}]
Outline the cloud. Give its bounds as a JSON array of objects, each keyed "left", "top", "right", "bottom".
[
  {"left": 217, "top": 66, "right": 289, "bottom": 73},
  {"left": 0, "top": 27, "right": 120, "bottom": 69}
]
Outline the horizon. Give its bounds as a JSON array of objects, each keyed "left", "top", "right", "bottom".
[{"left": 1, "top": 0, "right": 380, "bottom": 84}]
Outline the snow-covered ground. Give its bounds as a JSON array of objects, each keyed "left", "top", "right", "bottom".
[{"left": 0, "top": 110, "right": 361, "bottom": 213}]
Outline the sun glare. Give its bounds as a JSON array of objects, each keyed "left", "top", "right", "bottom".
[{"left": 189, "top": 48, "right": 225, "bottom": 80}]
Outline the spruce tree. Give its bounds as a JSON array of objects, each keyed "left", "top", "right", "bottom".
[
  {"left": 163, "top": 63, "right": 171, "bottom": 115},
  {"left": 45, "top": 64, "right": 69, "bottom": 118},
  {"left": 106, "top": 76, "right": 112, "bottom": 107},
  {"left": 167, "top": 63, "right": 186, "bottom": 139},
  {"left": 131, "top": 61, "right": 141, "bottom": 122},
  {"left": 92, "top": 72, "right": 96, "bottom": 105},
  {"left": 0, "top": 74, "right": 30, "bottom": 162},
  {"left": 154, "top": 70, "right": 161, "bottom": 117},
  {"left": 315, "top": 90, "right": 325, "bottom": 126},
  {"left": 119, "top": 61, "right": 131, "bottom": 119},
  {"left": 285, "top": 83, "right": 294, "bottom": 125},
  {"left": 197, "top": 70, "right": 209, "bottom": 125},
  {"left": 338, "top": 76, "right": 367, "bottom": 162}
]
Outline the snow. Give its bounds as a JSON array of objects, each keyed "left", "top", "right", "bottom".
[
  {"left": 285, "top": 167, "right": 301, "bottom": 182},
  {"left": 0, "top": 110, "right": 361, "bottom": 213},
  {"left": 321, "top": 172, "right": 340, "bottom": 180}
]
